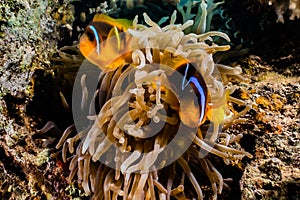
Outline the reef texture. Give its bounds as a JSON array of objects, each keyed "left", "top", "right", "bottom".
[
  {"left": 0, "top": 0, "right": 299, "bottom": 199},
  {"left": 0, "top": 0, "right": 58, "bottom": 96},
  {"left": 236, "top": 57, "right": 300, "bottom": 199}
]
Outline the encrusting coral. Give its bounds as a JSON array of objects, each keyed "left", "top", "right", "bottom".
[
  {"left": 53, "top": 9, "right": 252, "bottom": 199},
  {"left": 0, "top": 0, "right": 57, "bottom": 96}
]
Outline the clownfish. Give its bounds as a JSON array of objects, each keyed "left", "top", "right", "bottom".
[
  {"left": 173, "top": 61, "right": 208, "bottom": 128},
  {"left": 79, "top": 14, "right": 133, "bottom": 72},
  {"left": 79, "top": 14, "right": 209, "bottom": 128}
]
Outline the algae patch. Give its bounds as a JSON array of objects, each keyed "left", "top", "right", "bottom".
[{"left": 0, "top": 0, "right": 58, "bottom": 96}]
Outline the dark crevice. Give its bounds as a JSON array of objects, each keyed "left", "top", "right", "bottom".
[
  {"left": 0, "top": 146, "right": 26, "bottom": 181},
  {"left": 240, "top": 134, "right": 257, "bottom": 156},
  {"left": 3, "top": 93, "right": 27, "bottom": 126},
  {"left": 26, "top": 69, "right": 74, "bottom": 130}
]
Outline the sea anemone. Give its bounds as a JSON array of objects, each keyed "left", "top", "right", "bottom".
[
  {"left": 56, "top": 11, "right": 252, "bottom": 200},
  {"left": 177, "top": 0, "right": 225, "bottom": 34}
]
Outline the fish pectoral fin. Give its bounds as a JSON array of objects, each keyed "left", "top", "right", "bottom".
[{"left": 107, "top": 26, "right": 121, "bottom": 51}]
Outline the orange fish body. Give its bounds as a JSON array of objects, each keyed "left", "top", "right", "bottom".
[
  {"left": 79, "top": 14, "right": 133, "bottom": 72},
  {"left": 173, "top": 61, "right": 209, "bottom": 127}
]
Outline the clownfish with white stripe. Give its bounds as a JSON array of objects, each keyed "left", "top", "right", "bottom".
[
  {"left": 79, "top": 14, "right": 209, "bottom": 128},
  {"left": 172, "top": 61, "right": 209, "bottom": 127},
  {"left": 79, "top": 14, "right": 133, "bottom": 72}
]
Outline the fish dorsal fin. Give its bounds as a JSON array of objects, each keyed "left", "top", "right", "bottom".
[{"left": 93, "top": 14, "right": 132, "bottom": 31}]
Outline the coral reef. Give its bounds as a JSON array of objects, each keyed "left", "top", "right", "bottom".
[
  {"left": 0, "top": 0, "right": 79, "bottom": 199},
  {"left": 230, "top": 57, "right": 300, "bottom": 199},
  {"left": 0, "top": 0, "right": 299, "bottom": 199},
  {"left": 0, "top": 0, "right": 58, "bottom": 96}
]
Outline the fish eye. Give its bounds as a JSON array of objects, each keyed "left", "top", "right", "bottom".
[{"left": 86, "top": 31, "right": 95, "bottom": 42}]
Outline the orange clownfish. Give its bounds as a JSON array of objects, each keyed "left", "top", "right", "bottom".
[
  {"left": 174, "top": 61, "right": 209, "bottom": 128},
  {"left": 152, "top": 54, "right": 209, "bottom": 128},
  {"left": 79, "top": 14, "right": 133, "bottom": 72}
]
